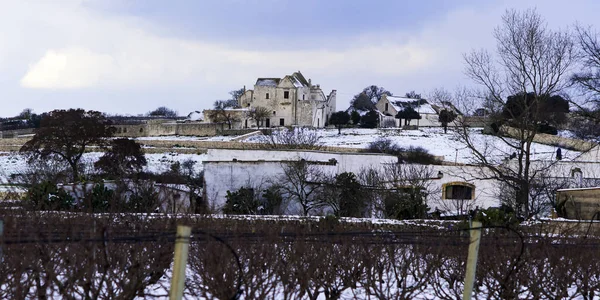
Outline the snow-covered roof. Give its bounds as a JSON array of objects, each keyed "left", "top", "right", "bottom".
[
  {"left": 291, "top": 71, "right": 309, "bottom": 88},
  {"left": 186, "top": 111, "right": 204, "bottom": 121},
  {"left": 387, "top": 96, "right": 437, "bottom": 114},
  {"left": 256, "top": 78, "right": 280, "bottom": 87},
  {"left": 255, "top": 71, "right": 310, "bottom": 88},
  {"left": 557, "top": 187, "right": 600, "bottom": 192},
  {"left": 290, "top": 76, "right": 305, "bottom": 88}
]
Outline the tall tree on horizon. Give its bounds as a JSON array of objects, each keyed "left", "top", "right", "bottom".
[{"left": 458, "top": 8, "right": 575, "bottom": 218}]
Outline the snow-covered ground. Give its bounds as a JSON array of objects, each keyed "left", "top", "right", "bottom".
[
  {"left": 244, "top": 127, "right": 579, "bottom": 164},
  {"left": 0, "top": 127, "right": 581, "bottom": 183},
  {"left": 0, "top": 152, "right": 206, "bottom": 184}
]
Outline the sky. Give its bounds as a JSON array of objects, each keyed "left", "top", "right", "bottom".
[{"left": 1, "top": 0, "right": 600, "bottom": 117}]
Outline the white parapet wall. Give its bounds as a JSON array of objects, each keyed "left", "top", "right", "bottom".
[{"left": 202, "top": 149, "right": 508, "bottom": 215}]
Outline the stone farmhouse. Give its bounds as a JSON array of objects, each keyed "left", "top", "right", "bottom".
[
  {"left": 237, "top": 71, "right": 337, "bottom": 128},
  {"left": 203, "top": 146, "right": 600, "bottom": 218},
  {"left": 375, "top": 94, "right": 462, "bottom": 127}
]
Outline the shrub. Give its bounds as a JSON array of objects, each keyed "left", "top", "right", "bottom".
[
  {"left": 384, "top": 188, "right": 429, "bottom": 220},
  {"left": 126, "top": 183, "right": 161, "bottom": 213},
  {"left": 474, "top": 205, "right": 520, "bottom": 227},
  {"left": 367, "top": 138, "right": 402, "bottom": 155},
  {"left": 260, "top": 128, "right": 322, "bottom": 150},
  {"left": 360, "top": 110, "right": 379, "bottom": 128},
  {"left": 350, "top": 110, "right": 361, "bottom": 125},
  {"left": 223, "top": 187, "right": 260, "bottom": 215},
  {"left": 26, "top": 181, "right": 74, "bottom": 211},
  {"left": 336, "top": 172, "right": 367, "bottom": 218},
  {"left": 80, "top": 183, "right": 115, "bottom": 213},
  {"left": 398, "top": 146, "right": 440, "bottom": 164},
  {"left": 261, "top": 187, "right": 283, "bottom": 215},
  {"left": 537, "top": 123, "right": 558, "bottom": 135}
]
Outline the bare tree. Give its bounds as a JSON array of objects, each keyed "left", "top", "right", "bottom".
[
  {"left": 207, "top": 100, "right": 240, "bottom": 129},
  {"left": 380, "top": 164, "right": 436, "bottom": 219},
  {"left": 273, "top": 160, "right": 328, "bottom": 216},
  {"left": 459, "top": 9, "right": 575, "bottom": 217},
  {"left": 247, "top": 106, "right": 270, "bottom": 128},
  {"left": 572, "top": 25, "right": 600, "bottom": 108},
  {"left": 259, "top": 127, "right": 323, "bottom": 150}
]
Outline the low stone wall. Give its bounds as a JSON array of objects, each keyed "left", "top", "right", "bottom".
[
  {"left": 113, "top": 125, "right": 147, "bottom": 137},
  {"left": 464, "top": 116, "right": 488, "bottom": 127},
  {"left": 113, "top": 122, "right": 221, "bottom": 138},
  {"left": 500, "top": 126, "right": 596, "bottom": 152},
  {"left": 174, "top": 123, "right": 219, "bottom": 136},
  {"left": 0, "top": 128, "right": 35, "bottom": 139},
  {"left": 137, "top": 139, "right": 365, "bottom": 153}
]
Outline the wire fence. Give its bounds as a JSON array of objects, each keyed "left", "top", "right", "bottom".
[{"left": 1, "top": 214, "right": 600, "bottom": 299}]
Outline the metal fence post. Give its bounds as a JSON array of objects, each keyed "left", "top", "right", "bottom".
[
  {"left": 170, "top": 225, "right": 192, "bottom": 300},
  {"left": 463, "top": 220, "right": 482, "bottom": 300}
]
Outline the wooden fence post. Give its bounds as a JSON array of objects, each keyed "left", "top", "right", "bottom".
[
  {"left": 170, "top": 225, "right": 192, "bottom": 300},
  {"left": 0, "top": 219, "right": 3, "bottom": 263},
  {"left": 463, "top": 220, "right": 482, "bottom": 300}
]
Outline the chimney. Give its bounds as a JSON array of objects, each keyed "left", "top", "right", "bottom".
[
  {"left": 243, "top": 85, "right": 246, "bottom": 93},
  {"left": 308, "top": 79, "right": 312, "bottom": 86}
]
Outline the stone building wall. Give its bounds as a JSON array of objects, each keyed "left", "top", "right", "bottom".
[
  {"left": 113, "top": 122, "right": 221, "bottom": 137},
  {"left": 556, "top": 188, "right": 600, "bottom": 220}
]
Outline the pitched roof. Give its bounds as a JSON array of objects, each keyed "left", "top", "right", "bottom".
[
  {"left": 292, "top": 71, "right": 309, "bottom": 87},
  {"left": 387, "top": 96, "right": 437, "bottom": 114},
  {"left": 255, "top": 71, "right": 310, "bottom": 88},
  {"left": 256, "top": 78, "right": 281, "bottom": 87}
]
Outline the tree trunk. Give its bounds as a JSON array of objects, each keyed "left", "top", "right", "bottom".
[
  {"left": 338, "top": 126, "right": 341, "bottom": 134},
  {"left": 69, "top": 160, "right": 79, "bottom": 182}
]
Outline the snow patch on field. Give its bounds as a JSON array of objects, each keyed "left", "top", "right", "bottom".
[
  {"left": 245, "top": 128, "right": 578, "bottom": 163},
  {"left": 0, "top": 152, "right": 206, "bottom": 183}
]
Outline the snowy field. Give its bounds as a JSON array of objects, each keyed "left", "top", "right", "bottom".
[
  {"left": 0, "top": 152, "right": 206, "bottom": 184},
  {"left": 0, "top": 127, "right": 581, "bottom": 183},
  {"left": 244, "top": 127, "right": 580, "bottom": 164}
]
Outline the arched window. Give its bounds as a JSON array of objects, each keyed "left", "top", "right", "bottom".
[
  {"left": 442, "top": 182, "right": 475, "bottom": 200},
  {"left": 571, "top": 168, "right": 583, "bottom": 187}
]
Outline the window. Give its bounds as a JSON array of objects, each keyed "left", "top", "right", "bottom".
[
  {"left": 443, "top": 182, "right": 475, "bottom": 200},
  {"left": 302, "top": 94, "right": 305, "bottom": 100},
  {"left": 266, "top": 93, "right": 270, "bottom": 99},
  {"left": 385, "top": 103, "right": 389, "bottom": 111},
  {"left": 284, "top": 91, "right": 290, "bottom": 99},
  {"left": 139, "top": 127, "right": 144, "bottom": 133},
  {"left": 280, "top": 118, "right": 284, "bottom": 126},
  {"left": 273, "top": 111, "right": 276, "bottom": 115},
  {"left": 123, "top": 128, "right": 128, "bottom": 133}
]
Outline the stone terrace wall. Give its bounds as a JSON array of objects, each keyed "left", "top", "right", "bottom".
[
  {"left": 0, "top": 128, "right": 35, "bottom": 139},
  {"left": 500, "top": 126, "right": 596, "bottom": 152},
  {"left": 174, "top": 123, "right": 219, "bottom": 136},
  {"left": 113, "top": 122, "right": 221, "bottom": 138}
]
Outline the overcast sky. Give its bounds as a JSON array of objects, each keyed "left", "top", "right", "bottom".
[{"left": 1, "top": 0, "right": 599, "bottom": 117}]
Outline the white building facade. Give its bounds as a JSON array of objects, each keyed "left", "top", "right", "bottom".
[
  {"left": 375, "top": 94, "right": 462, "bottom": 128},
  {"left": 203, "top": 149, "right": 504, "bottom": 215},
  {"left": 203, "top": 148, "right": 600, "bottom": 216}
]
